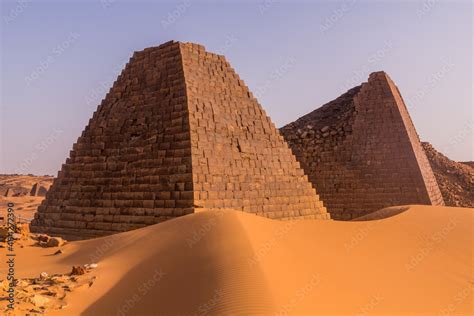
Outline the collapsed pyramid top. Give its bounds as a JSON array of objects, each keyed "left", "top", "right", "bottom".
[
  {"left": 281, "top": 71, "right": 444, "bottom": 219},
  {"left": 30, "top": 41, "right": 329, "bottom": 240}
]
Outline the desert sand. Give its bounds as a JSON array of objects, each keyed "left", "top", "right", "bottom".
[
  {"left": 0, "top": 196, "right": 43, "bottom": 222},
  {"left": 1, "top": 205, "right": 472, "bottom": 315}
]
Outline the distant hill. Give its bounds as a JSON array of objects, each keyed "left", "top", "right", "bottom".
[{"left": 460, "top": 161, "right": 474, "bottom": 168}]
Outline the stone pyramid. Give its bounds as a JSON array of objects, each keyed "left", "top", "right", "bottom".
[
  {"left": 30, "top": 183, "right": 48, "bottom": 197},
  {"left": 30, "top": 41, "right": 329, "bottom": 240},
  {"left": 281, "top": 71, "right": 444, "bottom": 220},
  {"left": 4, "top": 188, "right": 15, "bottom": 197}
]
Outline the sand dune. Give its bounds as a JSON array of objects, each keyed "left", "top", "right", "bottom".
[{"left": 1, "top": 205, "right": 473, "bottom": 315}]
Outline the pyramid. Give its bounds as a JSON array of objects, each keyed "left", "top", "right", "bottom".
[
  {"left": 281, "top": 71, "right": 444, "bottom": 220},
  {"left": 30, "top": 41, "right": 329, "bottom": 240},
  {"left": 4, "top": 188, "right": 15, "bottom": 197},
  {"left": 30, "top": 183, "right": 48, "bottom": 197}
]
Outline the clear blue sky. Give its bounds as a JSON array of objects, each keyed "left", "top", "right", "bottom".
[{"left": 1, "top": 0, "right": 472, "bottom": 175}]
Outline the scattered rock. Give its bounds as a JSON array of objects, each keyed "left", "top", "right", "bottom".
[
  {"left": 37, "top": 234, "right": 50, "bottom": 243},
  {"left": 84, "top": 263, "right": 98, "bottom": 270},
  {"left": 5, "top": 268, "right": 96, "bottom": 314},
  {"left": 0, "top": 223, "right": 31, "bottom": 242},
  {"left": 16, "top": 223, "right": 30, "bottom": 236},
  {"left": 34, "top": 235, "right": 66, "bottom": 248},
  {"left": 29, "top": 294, "right": 50, "bottom": 308},
  {"left": 71, "top": 266, "right": 86, "bottom": 276},
  {"left": 0, "top": 227, "right": 8, "bottom": 241},
  {"left": 320, "top": 126, "right": 329, "bottom": 133},
  {"left": 54, "top": 249, "right": 64, "bottom": 255},
  {"left": 0, "top": 279, "right": 10, "bottom": 291},
  {"left": 51, "top": 276, "right": 69, "bottom": 284},
  {"left": 46, "top": 237, "right": 66, "bottom": 248}
]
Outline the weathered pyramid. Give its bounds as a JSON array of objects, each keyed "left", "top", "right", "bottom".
[
  {"left": 31, "top": 41, "right": 329, "bottom": 240},
  {"left": 30, "top": 183, "right": 48, "bottom": 197},
  {"left": 4, "top": 188, "right": 15, "bottom": 197},
  {"left": 281, "top": 71, "right": 444, "bottom": 220}
]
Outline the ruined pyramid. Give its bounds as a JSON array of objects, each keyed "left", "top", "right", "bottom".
[
  {"left": 30, "top": 41, "right": 329, "bottom": 240},
  {"left": 281, "top": 71, "right": 444, "bottom": 220}
]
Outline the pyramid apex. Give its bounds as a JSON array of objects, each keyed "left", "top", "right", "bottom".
[
  {"left": 129, "top": 41, "right": 214, "bottom": 61},
  {"left": 130, "top": 40, "right": 182, "bottom": 58},
  {"left": 368, "top": 70, "right": 388, "bottom": 78},
  {"left": 368, "top": 70, "right": 395, "bottom": 83}
]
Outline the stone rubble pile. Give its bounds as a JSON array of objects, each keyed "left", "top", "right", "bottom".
[{"left": 422, "top": 142, "right": 473, "bottom": 207}]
